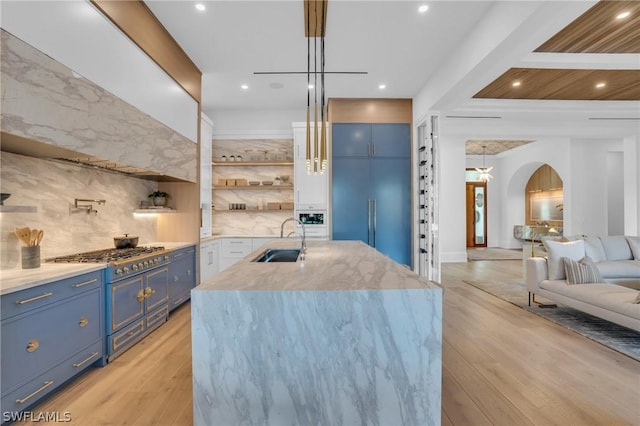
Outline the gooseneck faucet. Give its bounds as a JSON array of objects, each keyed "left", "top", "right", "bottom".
[{"left": 280, "top": 217, "right": 307, "bottom": 255}]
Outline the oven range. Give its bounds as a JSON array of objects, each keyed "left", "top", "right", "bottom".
[{"left": 48, "top": 246, "right": 173, "bottom": 362}]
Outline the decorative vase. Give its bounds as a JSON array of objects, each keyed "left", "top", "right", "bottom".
[{"left": 153, "top": 196, "right": 166, "bottom": 207}]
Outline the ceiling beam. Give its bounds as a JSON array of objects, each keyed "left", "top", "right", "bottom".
[{"left": 304, "top": 0, "right": 328, "bottom": 37}]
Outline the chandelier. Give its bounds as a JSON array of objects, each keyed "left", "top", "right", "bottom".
[
  {"left": 305, "top": 0, "right": 328, "bottom": 175},
  {"left": 475, "top": 145, "right": 493, "bottom": 182}
]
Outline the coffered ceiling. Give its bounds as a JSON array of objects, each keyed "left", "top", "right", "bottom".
[
  {"left": 536, "top": 0, "right": 640, "bottom": 53},
  {"left": 474, "top": 1, "right": 640, "bottom": 102},
  {"left": 465, "top": 140, "right": 533, "bottom": 156}
]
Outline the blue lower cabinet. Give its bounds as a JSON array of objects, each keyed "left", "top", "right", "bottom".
[
  {"left": 1, "top": 340, "right": 102, "bottom": 416},
  {"left": 168, "top": 246, "right": 196, "bottom": 311},
  {"left": 105, "top": 266, "right": 169, "bottom": 362},
  {"left": 0, "top": 270, "right": 104, "bottom": 418}
]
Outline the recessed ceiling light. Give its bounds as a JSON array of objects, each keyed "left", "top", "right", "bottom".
[
  {"left": 512, "top": 81, "right": 521, "bottom": 87},
  {"left": 418, "top": 5, "right": 429, "bottom": 14},
  {"left": 241, "top": 84, "right": 249, "bottom": 90},
  {"left": 308, "top": 84, "right": 314, "bottom": 89},
  {"left": 595, "top": 82, "right": 606, "bottom": 89},
  {"left": 616, "top": 11, "right": 631, "bottom": 20},
  {"left": 195, "top": 3, "right": 206, "bottom": 12},
  {"left": 378, "top": 84, "right": 387, "bottom": 90}
]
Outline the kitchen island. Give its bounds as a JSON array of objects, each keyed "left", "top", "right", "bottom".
[{"left": 192, "top": 240, "right": 442, "bottom": 426}]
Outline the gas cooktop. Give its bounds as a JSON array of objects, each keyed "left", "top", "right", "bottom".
[{"left": 48, "top": 246, "right": 167, "bottom": 264}]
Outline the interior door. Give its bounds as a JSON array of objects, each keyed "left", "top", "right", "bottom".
[{"left": 466, "top": 182, "right": 487, "bottom": 247}]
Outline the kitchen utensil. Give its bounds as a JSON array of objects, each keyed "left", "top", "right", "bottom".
[
  {"left": 114, "top": 234, "right": 139, "bottom": 249},
  {"left": 14, "top": 227, "right": 31, "bottom": 246},
  {"left": 30, "top": 229, "right": 39, "bottom": 246},
  {"left": 36, "top": 230, "right": 44, "bottom": 246},
  {"left": 0, "top": 193, "right": 10, "bottom": 205}
]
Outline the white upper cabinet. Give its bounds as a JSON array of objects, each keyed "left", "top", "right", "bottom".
[
  {"left": 292, "top": 122, "right": 329, "bottom": 211},
  {"left": 1, "top": 1, "right": 198, "bottom": 143}
]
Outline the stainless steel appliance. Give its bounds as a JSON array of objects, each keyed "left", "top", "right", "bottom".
[
  {"left": 296, "top": 210, "right": 328, "bottom": 239},
  {"left": 48, "top": 246, "right": 172, "bottom": 361}
]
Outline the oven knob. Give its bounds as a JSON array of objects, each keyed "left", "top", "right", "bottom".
[
  {"left": 123, "top": 267, "right": 130, "bottom": 273},
  {"left": 116, "top": 268, "right": 123, "bottom": 275},
  {"left": 164, "top": 255, "right": 169, "bottom": 261},
  {"left": 153, "top": 258, "right": 159, "bottom": 264},
  {"left": 144, "top": 261, "right": 149, "bottom": 267},
  {"left": 132, "top": 264, "right": 138, "bottom": 271},
  {"left": 138, "top": 263, "right": 144, "bottom": 269}
]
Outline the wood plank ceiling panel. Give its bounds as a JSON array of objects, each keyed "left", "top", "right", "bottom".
[
  {"left": 304, "top": 0, "right": 328, "bottom": 37},
  {"left": 474, "top": 68, "right": 640, "bottom": 101},
  {"left": 536, "top": 1, "right": 640, "bottom": 53}
]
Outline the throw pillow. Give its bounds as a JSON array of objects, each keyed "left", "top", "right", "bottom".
[
  {"left": 626, "top": 236, "right": 640, "bottom": 260},
  {"left": 543, "top": 239, "right": 585, "bottom": 280},
  {"left": 583, "top": 237, "right": 607, "bottom": 262},
  {"left": 563, "top": 256, "right": 603, "bottom": 284}
]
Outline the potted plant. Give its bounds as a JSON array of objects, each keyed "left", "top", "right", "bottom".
[{"left": 149, "top": 191, "right": 169, "bottom": 207}]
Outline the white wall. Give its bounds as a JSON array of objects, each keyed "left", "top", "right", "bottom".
[
  {"left": 438, "top": 133, "right": 467, "bottom": 262},
  {"left": 607, "top": 152, "right": 625, "bottom": 236},
  {"left": 623, "top": 136, "right": 640, "bottom": 235},
  {"left": 569, "top": 138, "right": 622, "bottom": 237},
  {"left": 210, "top": 108, "right": 305, "bottom": 139}
]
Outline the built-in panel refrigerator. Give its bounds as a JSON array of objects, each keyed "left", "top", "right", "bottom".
[{"left": 332, "top": 123, "right": 412, "bottom": 266}]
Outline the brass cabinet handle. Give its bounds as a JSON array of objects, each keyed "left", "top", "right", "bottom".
[
  {"left": 79, "top": 316, "right": 89, "bottom": 327},
  {"left": 26, "top": 339, "right": 40, "bottom": 353},
  {"left": 136, "top": 289, "right": 145, "bottom": 303},
  {"left": 72, "top": 278, "right": 97, "bottom": 288},
  {"left": 16, "top": 292, "right": 53, "bottom": 305},
  {"left": 16, "top": 381, "right": 54, "bottom": 404},
  {"left": 72, "top": 352, "right": 99, "bottom": 368}
]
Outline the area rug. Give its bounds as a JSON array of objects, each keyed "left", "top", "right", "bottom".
[
  {"left": 467, "top": 248, "right": 523, "bottom": 261},
  {"left": 463, "top": 279, "right": 640, "bottom": 362}
]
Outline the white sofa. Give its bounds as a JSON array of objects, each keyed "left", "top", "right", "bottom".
[{"left": 526, "top": 236, "right": 640, "bottom": 332}]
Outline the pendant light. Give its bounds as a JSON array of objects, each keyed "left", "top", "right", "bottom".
[
  {"left": 305, "top": 0, "right": 329, "bottom": 175},
  {"left": 305, "top": 1, "right": 311, "bottom": 174},
  {"left": 475, "top": 145, "right": 493, "bottom": 182}
]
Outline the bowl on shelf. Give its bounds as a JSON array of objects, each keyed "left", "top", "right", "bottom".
[
  {"left": 262, "top": 180, "right": 273, "bottom": 186},
  {"left": 249, "top": 181, "right": 260, "bottom": 186},
  {"left": 280, "top": 175, "right": 290, "bottom": 183}
]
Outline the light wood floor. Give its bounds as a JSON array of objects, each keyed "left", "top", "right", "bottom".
[{"left": 15, "top": 260, "right": 640, "bottom": 425}]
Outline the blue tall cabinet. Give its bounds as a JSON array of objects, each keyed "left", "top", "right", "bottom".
[{"left": 332, "top": 123, "right": 412, "bottom": 266}]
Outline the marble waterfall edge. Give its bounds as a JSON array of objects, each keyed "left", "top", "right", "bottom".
[{"left": 192, "top": 288, "right": 442, "bottom": 426}]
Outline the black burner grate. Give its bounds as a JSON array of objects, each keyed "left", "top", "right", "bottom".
[{"left": 48, "top": 246, "right": 166, "bottom": 263}]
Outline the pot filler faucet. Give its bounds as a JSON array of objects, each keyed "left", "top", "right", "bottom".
[
  {"left": 74, "top": 198, "right": 106, "bottom": 214},
  {"left": 280, "top": 218, "right": 307, "bottom": 255}
]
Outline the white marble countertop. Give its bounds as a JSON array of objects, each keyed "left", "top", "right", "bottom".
[
  {"left": 0, "top": 241, "right": 196, "bottom": 295},
  {"left": 198, "top": 240, "right": 441, "bottom": 291},
  {"left": 0, "top": 263, "right": 106, "bottom": 295},
  {"left": 200, "top": 235, "right": 284, "bottom": 243}
]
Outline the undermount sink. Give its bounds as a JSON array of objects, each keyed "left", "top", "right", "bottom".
[{"left": 252, "top": 248, "right": 301, "bottom": 263}]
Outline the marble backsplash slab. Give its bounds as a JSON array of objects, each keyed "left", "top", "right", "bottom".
[
  {"left": 1, "top": 151, "right": 157, "bottom": 269},
  {"left": 212, "top": 139, "right": 295, "bottom": 235},
  {"left": 1, "top": 29, "right": 196, "bottom": 183}
]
